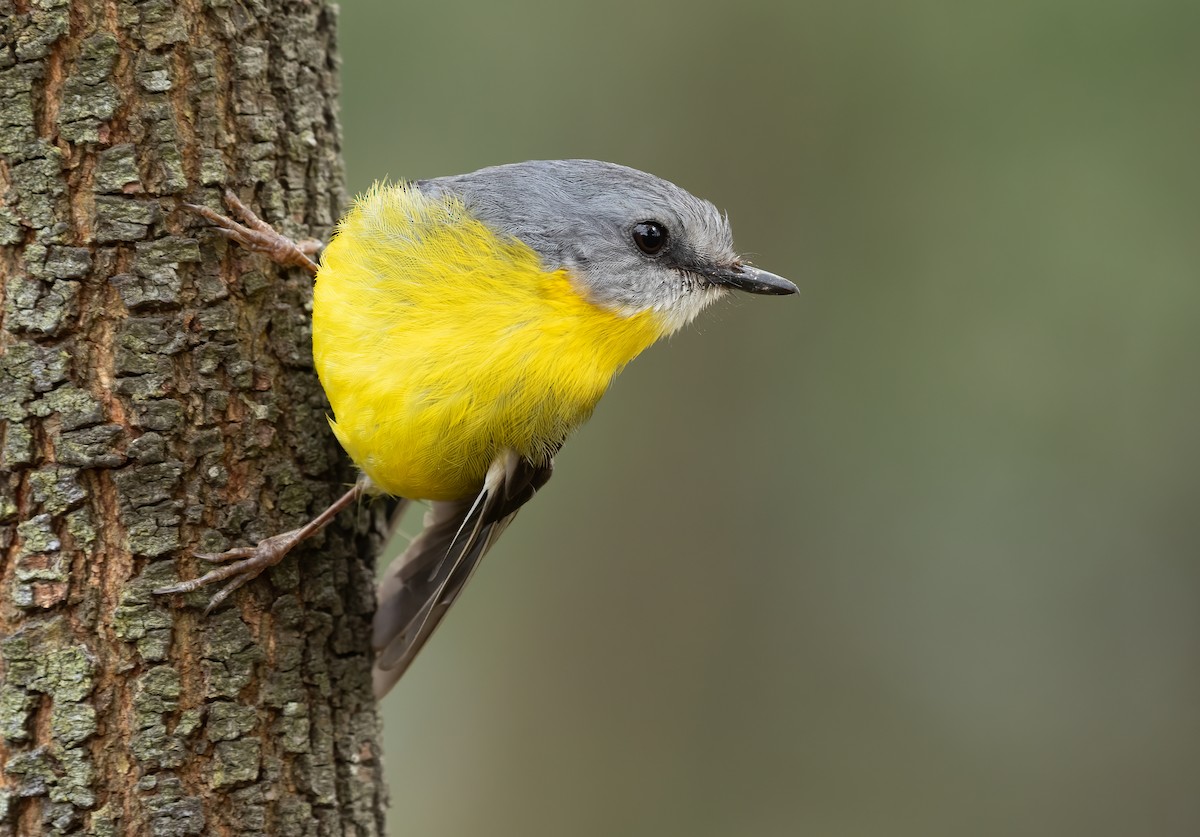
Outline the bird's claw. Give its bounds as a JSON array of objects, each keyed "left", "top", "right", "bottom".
[
  {"left": 193, "top": 546, "right": 257, "bottom": 564},
  {"left": 154, "top": 530, "right": 303, "bottom": 615},
  {"left": 183, "top": 190, "right": 321, "bottom": 273}
]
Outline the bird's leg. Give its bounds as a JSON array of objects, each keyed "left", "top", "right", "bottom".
[
  {"left": 155, "top": 480, "right": 368, "bottom": 614},
  {"left": 184, "top": 189, "right": 323, "bottom": 275}
]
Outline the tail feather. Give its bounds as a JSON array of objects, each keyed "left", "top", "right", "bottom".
[{"left": 372, "top": 449, "right": 552, "bottom": 697}]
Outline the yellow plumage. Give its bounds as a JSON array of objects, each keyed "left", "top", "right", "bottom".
[{"left": 312, "top": 183, "right": 669, "bottom": 500}]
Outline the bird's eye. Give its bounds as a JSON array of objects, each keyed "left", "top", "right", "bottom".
[{"left": 632, "top": 221, "right": 669, "bottom": 256}]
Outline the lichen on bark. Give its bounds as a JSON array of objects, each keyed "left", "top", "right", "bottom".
[{"left": 0, "top": 1, "right": 386, "bottom": 835}]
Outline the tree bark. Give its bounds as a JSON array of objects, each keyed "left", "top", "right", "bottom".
[{"left": 0, "top": 1, "right": 387, "bottom": 835}]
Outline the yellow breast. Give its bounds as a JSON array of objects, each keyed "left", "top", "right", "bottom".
[{"left": 311, "top": 183, "right": 668, "bottom": 500}]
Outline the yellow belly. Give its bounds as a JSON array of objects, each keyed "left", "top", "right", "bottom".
[{"left": 311, "top": 183, "right": 667, "bottom": 500}]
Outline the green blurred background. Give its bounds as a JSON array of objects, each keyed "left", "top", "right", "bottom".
[{"left": 337, "top": 1, "right": 1199, "bottom": 835}]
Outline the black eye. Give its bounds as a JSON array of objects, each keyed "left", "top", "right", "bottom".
[{"left": 632, "top": 221, "right": 669, "bottom": 256}]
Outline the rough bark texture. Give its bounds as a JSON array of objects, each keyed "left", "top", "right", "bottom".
[{"left": 0, "top": 1, "right": 388, "bottom": 835}]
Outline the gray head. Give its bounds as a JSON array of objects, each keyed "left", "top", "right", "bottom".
[{"left": 417, "top": 160, "right": 795, "bottom": 331}]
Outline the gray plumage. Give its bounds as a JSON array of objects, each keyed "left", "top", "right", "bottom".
[{"left": 419, "top": 160, "right": 743, "bottom": 324}]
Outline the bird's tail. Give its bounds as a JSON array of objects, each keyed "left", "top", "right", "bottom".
[{"left": 372, "top": 450, "right": 552, "bottom": 697}]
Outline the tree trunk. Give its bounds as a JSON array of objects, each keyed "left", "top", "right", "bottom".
[{"left": 0, "top": 1, "right": 387, "bottom": 835}]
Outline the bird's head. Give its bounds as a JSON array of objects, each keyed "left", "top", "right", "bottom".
[{"left": 418, "top": 159, "right": 796, "bottom": 333}]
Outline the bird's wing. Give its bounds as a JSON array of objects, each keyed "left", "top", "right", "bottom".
[{"left": 372, "top": 449, "right": 553, "bottom": 697}]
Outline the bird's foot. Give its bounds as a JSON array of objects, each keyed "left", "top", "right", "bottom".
[
  {"left": 154, "top": 529, "right": 305, "bottom": 615},
  {"left": 184, "top": 189, "right": 323, "bottom": 274}
]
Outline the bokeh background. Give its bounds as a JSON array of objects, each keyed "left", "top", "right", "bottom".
[{"left": 337, "top": 2, "right": 1199, "bottom": 835}]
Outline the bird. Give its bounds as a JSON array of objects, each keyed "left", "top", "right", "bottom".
[{"left": 156, "top": 159, "right": 797, "bottom": 697}]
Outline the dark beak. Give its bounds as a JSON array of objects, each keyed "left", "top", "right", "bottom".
[{"left": 705, "top": 263, "right": 798, "bottom": 296}]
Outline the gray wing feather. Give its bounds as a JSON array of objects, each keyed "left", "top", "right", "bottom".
[{"left": 372, "top": 449, "right": 552, "bottom": 697}]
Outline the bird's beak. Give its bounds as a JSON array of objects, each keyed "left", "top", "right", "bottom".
[{"left": 705, "top": 263, "right": 798, "bottom": 296}]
